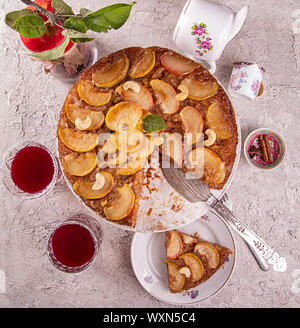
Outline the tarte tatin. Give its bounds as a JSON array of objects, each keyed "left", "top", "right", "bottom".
[{"left": 57, "top": 47, "right": 238, "bottom": 228}]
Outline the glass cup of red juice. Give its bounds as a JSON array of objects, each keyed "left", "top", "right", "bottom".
[
  {"left": 47, "top": 215, "right": 101, "bottom": 273},
  {"left": 2, "top": 141, "right": 59, "bottom": 199}
]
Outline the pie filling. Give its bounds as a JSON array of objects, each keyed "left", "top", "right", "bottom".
[
  {"left": 164, "top": 230, "right": 232, "bottom": 293},
  {"left": 57, "top": 47, "right": 238, "bottom": 228}
]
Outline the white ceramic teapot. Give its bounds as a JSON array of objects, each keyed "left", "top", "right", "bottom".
[{"left": 173, "top": 0, "right": 248, "bottom": 73}]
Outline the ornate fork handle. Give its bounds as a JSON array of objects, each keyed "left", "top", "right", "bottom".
[{"left": 211, "top": 199, "right": 287, "bottom": 272}]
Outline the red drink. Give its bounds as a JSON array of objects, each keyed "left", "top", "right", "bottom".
[
  {"left": 11, "top": 146, "right": 54, "bottom": 193},
  {"left": 49, "top": 222, "right": 97, "bottom": 269}
]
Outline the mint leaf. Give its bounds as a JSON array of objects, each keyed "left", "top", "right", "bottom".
[
  {"left": 62, "top": 29, "right": 94, "bottom": 43},
  {"left": 27, "top": 37, "right": 70, "bottom": 60},
  {"left": 84, "top": 2, "right": 135, "bottom": 32},
  {"left": 143, "top": 114, "right": 166, "bottom": 132},
  {"left": 51, "top": 0, "right": 74, "bottom": 16},
  {"left": 13, "top": 15, "right": 46, "bottom": 38},
  {"left": 5, "top": 9, "right": 39, "bottom": 29},
  {"left": 63, "top": 17, "right": 87, "bottom": 33}
]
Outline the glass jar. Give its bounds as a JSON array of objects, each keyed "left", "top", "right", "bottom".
[{"left": 44, "top": 40, "right": 98, "bottom": 84}]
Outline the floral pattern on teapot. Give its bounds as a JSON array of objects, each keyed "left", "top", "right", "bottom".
[{"left": 191, "top": 23, "right": 213, "bottom": 56}]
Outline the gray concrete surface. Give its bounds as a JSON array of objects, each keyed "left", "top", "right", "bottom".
[{"left": 0, "top": 0, "right": 299, "bottom": 308}]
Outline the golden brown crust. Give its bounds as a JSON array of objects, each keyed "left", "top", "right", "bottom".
[{"left": 57, "top": 46, "right": 238, "bottom": 228}]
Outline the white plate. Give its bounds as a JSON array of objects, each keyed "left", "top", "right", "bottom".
[{"left": 130, "top": 211, "right": 236, "bottom": 305}]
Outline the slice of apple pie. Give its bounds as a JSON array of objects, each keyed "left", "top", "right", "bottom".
[{"left": 163, "top": 230, "right": 232, "bottom": 293}]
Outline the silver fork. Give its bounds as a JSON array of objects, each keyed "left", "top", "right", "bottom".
[{"left": 162, "top": 165, "right": 287, "bottom": 272}]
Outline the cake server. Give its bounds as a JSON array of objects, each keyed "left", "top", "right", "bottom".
[{"left": 162, "top": 165, "right": 287, "bottom": 272}]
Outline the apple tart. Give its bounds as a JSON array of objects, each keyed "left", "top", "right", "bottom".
[
  {"left": 164, "top": 230, "right": 232, "bottom": 293},
  {"left": 57, "top": 46, "right": 238, "bottom": 228}
]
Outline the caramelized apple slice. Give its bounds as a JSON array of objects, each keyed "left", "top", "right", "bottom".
[
  {"left": 115, "top": 129, "right": 145, "bottom": 153},
  {"left": 58, "top": 128, "right": 98, "bottom": 152},
  {"left": 65, "top": 105, "right": 105, "bottom": 131},
  {"left": 77, "top": 80, "right": 112, "bottom": 106},
  {"left": 107, "top": 151, "right": 128, "bottom": 166},
  {"left": 102, "top": 134, "right": 117, "bottom": 154},
  {"left": 117, "top": 82, "right": 154, "bottom": 111},
  {"left": 162, "top": 133, "right": 183, "bottom": 165},
  {"left": 194, "top": 242, "right": 220, "bottom": 269},
  {"left": 116, "top": 157, "right": 146, "bottom": 175},
  {"left": 73, "top": 171, "right": 114, "bottom": 199},
  {"left": 150, "top": 80, "right": 179, "bottom": 114},
  {"left": 206, "top": 102, "right": 232, "bottom": 139},
  {"left": 160, "top": 52, "right": 197, "bottom": 76},
  {"left": 129, "top": 48, "right": 155, "bottom": 78},
  {"left": 104, "top": 184, "right": 135, "bottom": 220},
  {"left": 61, "top": 153, "right": 97, "bottom": 177},
  {"left": 182, "top": 233, "right": 197, "bottom": 245},
  {"left": 179, "top": 106, "right": 203, "bottom": 145},
  {"left": 92, "top": 54, "right": 129, "bottom": 88},
  {"left": 129, "top": 135, "right": 155, "bottom": 159},
  {"left": 166, "top": 231, "right": 183, "bottom": 259},
  {"left": 105, "top": 102, "right": 142, "bottom": 131},
  {"left": 188, "top": 148, "right": 226, "bottom": 184},
  {"left": 179, "top": 78, "right": 218, "bottom": 100},
  {"left": 180, "top": 253, "right": 204, "bottom": 282},
  {"left": 163, "top": 261, "right": 185, "bottom": 293}
]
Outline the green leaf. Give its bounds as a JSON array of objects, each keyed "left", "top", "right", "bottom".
[
  {"left": 142, "top": 114, "right": 166, "bottom": 133},
  {"left": 27, "top": 37, "right": 70, "bottom": 60},
  {"left": 5, "top": 9, "right": 39, "bottom": 29},
  {"left": 84, "top": 2, "right": 135, "bottom": 32},
  {"left": 80, "top": 8, "right": 92, "bottom": 17},
  {"left": 63, "top": 17, "right": 87, "bottom": 33},
  {"left": 51, "top": 0, "right": 74, "bottom": 15},
  {"left": 62, "top": 29, "right": 94, "bottom": 43},
  {"left": 13, "top": 15, "right": 46, "bottom": 38},
  {"left": 71, "top": 37, "right": 94, "bottom": 43}
]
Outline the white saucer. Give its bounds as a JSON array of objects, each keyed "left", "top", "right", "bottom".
[{"left": 130, "top": 211, "right": 236, "bottom": 305}]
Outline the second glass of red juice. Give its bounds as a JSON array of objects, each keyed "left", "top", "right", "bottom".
[{"left": 47, "top": 215, "right": 101, "bottom": 273}]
